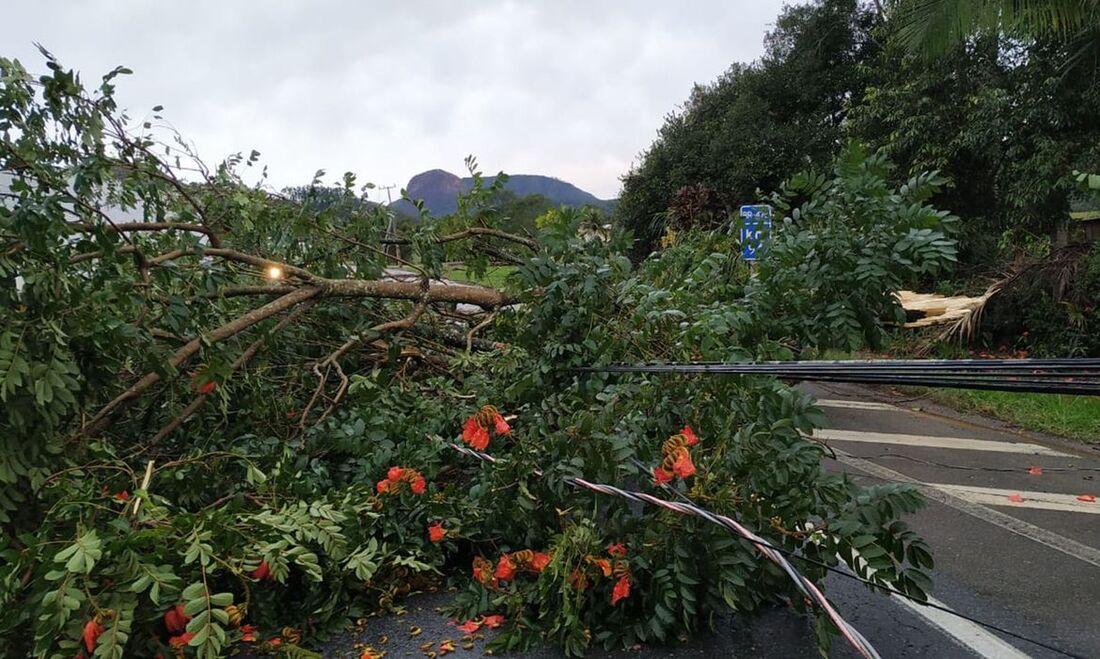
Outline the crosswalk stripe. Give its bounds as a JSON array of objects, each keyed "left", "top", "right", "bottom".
[
  {"left": 835, "top": 450, "right": 1100, "bottom": 569},
  {"left": 813, "top": 428, "right": 1074, "bottom": 457},
  {"left": 931, "top": 483, "right": 1100, "bottom": 515},
  {"left": 816, "top": 398, "right": 898, "bottom": 411}
]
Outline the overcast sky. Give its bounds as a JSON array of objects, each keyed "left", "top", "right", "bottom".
[{"left": 5, "top": 1, "right": 786, "bottom": 200}]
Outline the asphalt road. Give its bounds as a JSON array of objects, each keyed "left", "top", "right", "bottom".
[{"left": 320, "top": 383, "right": 1100, "bottom": 658}]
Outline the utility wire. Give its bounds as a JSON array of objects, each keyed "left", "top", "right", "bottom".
[
  {"left": 447, "top": 442, "right": 1088, "bottom": 659},
  {"left": 448, "top": 442, "right": 880, "bottom": 659},
  {"left": 574, "top": 359, "right": 1100, "bottom": 396}
]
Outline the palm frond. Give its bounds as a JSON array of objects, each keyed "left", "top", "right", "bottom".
[{"left": 893, "top": 0, "right": 1100, "bottom": 56}]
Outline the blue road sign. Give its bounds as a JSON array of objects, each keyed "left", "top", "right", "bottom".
[{"left": 740, "top": 205, "right": 772, "bottom": 261}]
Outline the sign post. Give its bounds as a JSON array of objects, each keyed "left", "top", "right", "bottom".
[{"left": 739, "top": 204, "right": 772, "bottom": 262}]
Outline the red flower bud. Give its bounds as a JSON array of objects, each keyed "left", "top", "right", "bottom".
[
  {"left": 251, "top": 560, "right": 272, "bottom": 581},
  {"left": 680, "top": 425, "right": 699, "bottom": 446},
  {"left": 164, "top": 604, "right": 191, "bottom": 635},
  {"left": 653, "top": 466, "right": 674, "bottom": 485},
  {"left": 494, "top": 554, "right": 516, "bottom": 581},
  {"left": 83, "top": 619, "right": 104, "bottom": 653},
  {"left": 611, "top": 575, "right": 631, "bottom": 605},
  {"left": 428, "top": 523, "right": 445, "bottom": 542},
  {"left": 529, "top": 552, "right": 551, "bottom": 572}
]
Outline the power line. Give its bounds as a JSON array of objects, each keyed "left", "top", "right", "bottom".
[{"left": 574, "top": 359, "right": 1100, "bottom": 396}]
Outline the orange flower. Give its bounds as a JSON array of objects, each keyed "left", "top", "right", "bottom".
[
  {"left": 114, "top": 490, "right": 130, "bottom": 502},
  {"left": 456, "top": 620, "right": 480, "bottom": 634},
  {"left": 472, "top": 557, "right": 495, "bottom": 586},
  {"left": 377, "top": 467, "right": 427, "bottom": 495},
  {"left": 592, "top": 558, "right": 612, "bottom": 577},
  {"left": 493, "top": 414, "right": 511, "bottom": 435},
  {"left": 83, "top": 619, "right": 103, "bottom": 653},
  {"left": 164, "top": 604, "right": 190, "bottom": 635},
  {"left": 681, "top": 425, "right": 699, "bottom": 446},
  {"left": 428, "top": 523, "right": 446, "bottom": 543},
  {"left": 606, "top": 543, "right": 627, "bottom": 557},
  {"left": 529, "top": 552, "right": 551, "bottom": 572},
  {"left": 494, "top": 554, "right": 516, "bottom": 581},
  {"left": 611, "top": 575, "right": 631, "bottom": 605},
  {"left": 480, "top": 614, "right": 505, "bottom": 628},
  {"left": 268, "top": 637, "right": 283, "bottom": 646},
  {"left": 671, "top": 448, "right": 696, "bottom": 478},
  {"left": 240, "top": 624, "right": 257, "bottom": 642},
  {"left": 251, "top": 560, "right": 272, "bottom": 581},
  {"left": 169, "top": 632, "right": 195, "bottom": 647},
  {"left": 653, "top": 466, "right": 673, "bottom": 485},
  {"left": 462, "top": 416, "right": 491, "bottom": 451}
]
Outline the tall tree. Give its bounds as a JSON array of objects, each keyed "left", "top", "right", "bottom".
[
  {"left": 847, "top": 23, "right": 1100, "bottom": 267},
  {"left": 892, "top": 0, "right": 1100, "bottom": 71},
  {"left": 616, "top": 0, "right": 878, "bottom": 259}
]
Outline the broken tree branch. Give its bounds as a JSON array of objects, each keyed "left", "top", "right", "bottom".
[
  {"left": 145, "top": 298, "right": 319, "bottom": 446},
  {"left": 82, "top": 286, "right": 322, "bottom": 437}
]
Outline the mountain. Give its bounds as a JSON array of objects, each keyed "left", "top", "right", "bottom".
[{"left": 389, "top": 169, "right": 615, "bottom": 217}]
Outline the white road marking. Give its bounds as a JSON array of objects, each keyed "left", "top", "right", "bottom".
[
  {"left": 816, "top": 398, "right": 898, "bottom": 411},
  {"left": 814, "top": 428, "right": 1074, "bottom": 457},
  {"left": 932, "top": 483, "right": 1100, "bottom": 515},
  {"left": 892, "top": 593, "right": 1033, "bottom": 659},
  {"left": 836, "top": 450, "right": 1100, "bottom": 569},
  {"left": 841, "top": 555, "right": 1030, "bottom": 658}
]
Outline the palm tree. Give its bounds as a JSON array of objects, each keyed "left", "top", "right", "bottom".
[{"left": 892, "top": 0, "right": 1100, "bottom": 64}]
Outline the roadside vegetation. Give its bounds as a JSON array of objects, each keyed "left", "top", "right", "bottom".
[{"left": 918, "top": 390, "right": 1100, "bottom": 443}]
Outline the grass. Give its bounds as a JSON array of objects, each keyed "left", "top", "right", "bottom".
[
  {"left": 442, "top": 265, "right": 516, "bottom": 288},
  {"left": 919, "top": 389, "right": 1100, "bottom": 443}
]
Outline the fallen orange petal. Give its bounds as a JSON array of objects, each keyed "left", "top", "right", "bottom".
[
  {"left": 1077, "top": 494, "right": 1096, "bottom": 503},
  {"left": 456, "top": 620, "right": 481, "bottom": 634},
  {"left": 1008, "top": 494, "right": 1025, "bottom": 503},
  {"left": 1026, "top": 466, "right": 1043, "bottom": 476},
  {"left": 480, "top": 614, "right": 505, "bottom": 628}
]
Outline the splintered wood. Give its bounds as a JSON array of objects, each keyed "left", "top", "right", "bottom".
[{"left": 897, "top": 290, "right": 990, "bottom": 328}]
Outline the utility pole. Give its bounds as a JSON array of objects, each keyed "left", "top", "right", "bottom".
[{"left": 378, "top": 184, "right": 399, "bottom": 263}]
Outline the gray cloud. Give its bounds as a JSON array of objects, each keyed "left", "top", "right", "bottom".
[{"left": 4, "top": 0, "right": 785, "bottom": 200}]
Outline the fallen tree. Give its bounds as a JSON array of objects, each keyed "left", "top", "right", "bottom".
[{"left": 1, "top": 53, "right": 946, "bottom": 658}]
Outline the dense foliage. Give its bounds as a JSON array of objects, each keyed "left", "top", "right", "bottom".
[
  {"left": 0, "top": 54, "right": 949, "bottom": 657},
  {"left": 616, "top": 0, "right": 877, "bottom": 259},
  {"left": 616, "top": 0, "right": 1100, "bottom": 356},
  {"left": 848, "top": 30, "right": 1100, "bottom": 268}
]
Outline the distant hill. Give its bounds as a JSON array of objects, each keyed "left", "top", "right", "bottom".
[{"left": 390, "top": 169, "right": 615, "bottom": 217}]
